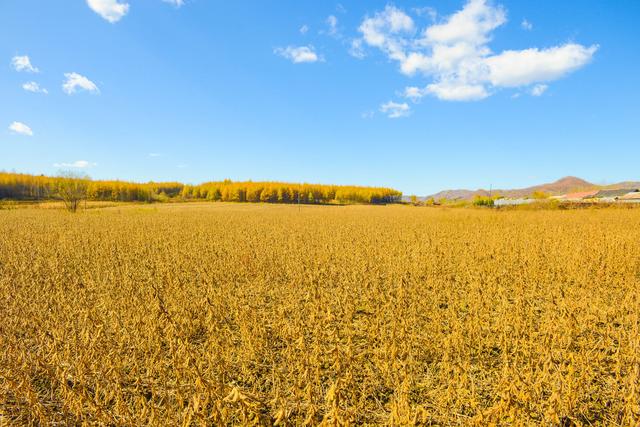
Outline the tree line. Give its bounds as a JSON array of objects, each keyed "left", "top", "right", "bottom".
[
  {"left": 0, "top": 172, "right": 402, "bottom": 205},
  {"left": 0, "top": 172, "right": 182, "bottom": 203},
  {"left": 181, "top": 181, "right": 402, "bottom": 204}
]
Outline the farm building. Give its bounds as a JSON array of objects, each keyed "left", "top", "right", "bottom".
[
  {"left": 593, "top": 189, "right": 638, "bottom": 200},
  {"left": 560, "top": 190, "right": 599, "bottom": 201},
  {"left": 494, "top": 198, "right": 535, "bottom": 206},
  {"left": 620, "top": 191, "right": 640, "bottom": 202}
]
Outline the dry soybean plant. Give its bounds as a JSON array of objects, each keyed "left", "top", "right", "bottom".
[{"left": 1, "top": 203, "right": 639, "bottom": 425}]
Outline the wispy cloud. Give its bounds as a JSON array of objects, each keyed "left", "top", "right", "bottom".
[
  {"left": 63, "top": 72, "right": 100, "bottom": 95},
  {"left": 380, "top": 101, "right": 410, "bottom": 118},
  {"left": 521, "top": 19, "right": 533, "bottom": 31},
  {"left": 356, "top": 0, "right": 596, "bottom": 103},
  {"left": 9, "top": 122, "right": 34, "bottom": 136},
  {"left": 413, "top": 7, "right": 437, "bottom": 21},
  {"left": 87, "top": 0, "right": 184, "bottom": 22},
  {"left": 403, "top": 86, "right": 427, "bottom": 102},
  {"left": 22, "top": 81, "right": 48, "bottom": 94},
  {"left": 326, "top": 15, "right": 339, "bottom": 36},
  {"left": 349, "top": 39, "right": 366, "bottom": 59},
  {"left": 423, "top": 82, "right": 489, "bottom": 102},
  {"left": 299, "top": 25, "right": 309, "bottom": 35},
  {"left": 162, "top": 0, "right": 185, "bottom": 7},
  {"left": 149, "top": 153, "right": 162, "bottom": 157},
  {"left": 12, "top": 55, "right": 39, "bottom": 73},
  {"left": 54, "top": 160, "right": 97, "bottom": 169},
  {"left": 274, "top": 46, "right": 321, "bottom": 63},
  {"left": 86, "top": 0, "right": 129, "bottom": 23},
  {"left": 530, "top": 84, "right": 548, "bottom": 96}
]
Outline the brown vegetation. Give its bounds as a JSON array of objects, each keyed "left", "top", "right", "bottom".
[{"left": 1, "top": 203, "right": 639, "bottom": 425}]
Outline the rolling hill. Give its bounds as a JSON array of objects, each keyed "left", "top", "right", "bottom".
[{"left": 426, "top": 176, "right": 640, "bottom": 201}]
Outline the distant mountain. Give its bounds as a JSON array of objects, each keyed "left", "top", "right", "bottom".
[
  {"left": 603, "top": 181, "right": 640, "bottom": 190},
  {"left": 425, "top": 188, "right": 490, "bottom": 201},
  {"left": 426, "top": 176, "right": 640, "bottom": 201}
]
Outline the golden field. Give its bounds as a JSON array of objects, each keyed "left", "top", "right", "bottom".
[{"left": 1, "top": 203, "right": 639, "bottom": 426}]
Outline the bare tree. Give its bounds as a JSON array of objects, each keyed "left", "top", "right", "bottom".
[{"left": 57, "top": 171, "right": 89, "bottom": 213}]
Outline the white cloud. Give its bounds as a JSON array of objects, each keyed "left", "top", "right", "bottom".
[
  {"left": 403, "top": 86, "right": 427, "bottom": 102},
  {"left": 530, "top": 84, "right": 548, "bottom": 96},
  {"left": 380, "top": 101, "right": 410, "bottom": 118},
  {"left": 22, "top": 81, "right": 48, "bottom": 94},
  {"left": 349, "top": 39, "right": 366, "bottom": 59},
  {"left": 326, "top": 15, "right": 339, "bottom": 36},
  {"left": 361, "top": 110, "right": 375, "bottom": 119},
  {"left": 358, "top": 5, "right": 415, "bottom": 62},
  {"left": 63, "top": 72, "right": 100, "bottom": 95},
  {"left": 414, "top": 7, "right": 437, "bottom": 21},
  {"left": 11, "top": 55, "right": 39, "bottom": 73},
  {"left": 86, "top": 0, "right": 129, "bottom": 23},
  {"left": 274, "top": 46, "right": 321, "bottom": 63},
  {"left": 54, "top": 160, "right": 97, "bottom": 169},
  {"left": 149, "top": 153, "right": 162, "bottom": 157},
  {"left": 423, "top": 0, "right": 505, "bottom": 46},
  {"left": 426, "top": 82, "right": 489, "bottom": 101},
  {"left": 358, "top": 0, "right": 597, "bottom": 103},
  {"left": 485, "top": 44, "right": 597, "bottom": 87},
  {"left": 300, "top": 25, "right": 309, "bottom": 34},
  {"left": 163, "top": 0, "right": 185, "bottom": 6},
  {"left": 521, "top": 19, "right": 533, "bottom": 31},
  {"left": 9, "top": 122, "right": 33, "bottom": 136},
  {"left": 404, "top": 81, "right": 489, "bottom": 102}
]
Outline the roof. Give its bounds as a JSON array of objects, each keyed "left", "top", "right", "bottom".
[
  {"left": 494, "top": 198, "right": 535, "bottom": 206},
  {"left": 562, "top": 190, "right": 599, "bottom": 200},
  {"left": 620, "top": 191, "right": 640, "bottom": 200},
  {"left": 594, "top": 189, "right": 638, "bottom": 198}
]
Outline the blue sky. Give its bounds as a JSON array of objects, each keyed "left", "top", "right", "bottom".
[{"left": 1, "top": 0, "right": 639, "bottom": 195}]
